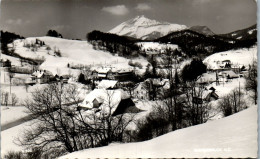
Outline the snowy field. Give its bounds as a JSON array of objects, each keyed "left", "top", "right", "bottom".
[
  {"left": 10, "top": 37, "right": 148, "bottom": 75},
  {"left": 1, "top": 106, "right": 28, "bottom": 126},
  {"left": 1, "top": 84, "right": 43, "bottom": 103},
  {"left": 1, "top": 54, "right": 21, "bottom": 66},
  {"left": 207, "top": 77, "right": 246, "bottom": 97},
  {"left": 203, "top": 46, "right": 257, "bottom": 69},
  {"left": 59, "top": 106, "right": 257, "bottom": 158},
  {"left": 1, "top": 120, "right": 34, "bottom": 156}
]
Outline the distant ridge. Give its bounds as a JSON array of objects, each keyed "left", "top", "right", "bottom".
[{"left": 189, "top": 25, "right": 215, "bottom": 36}]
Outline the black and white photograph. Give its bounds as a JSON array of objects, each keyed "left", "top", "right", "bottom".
[{"left": 0, "top": 0, "right": 257, "bottom": 158}]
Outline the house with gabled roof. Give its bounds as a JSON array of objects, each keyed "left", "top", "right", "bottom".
[
  {"left": 192, "top": 87, "right": 219, "bottom": 104},
  {"left": 79, "top": 89, "right": 140, "bottom": 116},
  {"left": 31, "top": 70, "right": 53, "bottom": 84}
]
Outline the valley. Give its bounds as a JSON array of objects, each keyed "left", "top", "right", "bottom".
[{"left": 1, "top": 12, "right": 257, "bottom": 159}]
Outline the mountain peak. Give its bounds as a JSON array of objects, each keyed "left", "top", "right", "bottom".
[
  {"left": 135, "top": 15, "right": 146, "bottom": 19},
  {"left": 189, "top": 25, "right": 215, "bottom": 36},
  {"left": 127, "top": 15, "right": 162, "bottom": 26},
  {"left": 108, "top": 16, "right": 187, "bottom": 40},
  {"left": 132, "top": 15, "right": 148, "bottom": 20}
]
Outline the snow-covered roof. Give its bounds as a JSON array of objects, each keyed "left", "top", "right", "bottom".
[
  {"left": 32, "top": 70, "right": 53, "bottom": 78},
  {"left": 196, "top": 73, "right": 217, "bottom": 84},
  {"left": 134, "top": 82, "right": 147, "bottom": 91},
  {"left": 97, "top": 67, "right": 111, "bottom": 74},
  {"left": 79, "top": 89, "right": 130, "bottom": 114},
  {"left": 97, "top": 80, "right": 118, "bottom": 89},
  {"left": 118, "top": 69, "right": 132, "bottom": 73},
  {"left": 32, "top": 70, "right": 44, "bottom": 78},
  {"left": 98, "top": 74, "right": 107, "bottom": 78},
  {"left": 201, "top": 90, "right": 213, "bottom": 99},
  {"left": 220, "top": 70, "right": 239, "bottom": 78},
  {"left": 145, "top": 78, "right": 170, "bottom": 88}
]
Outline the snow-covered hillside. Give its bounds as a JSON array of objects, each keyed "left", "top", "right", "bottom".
[
  {"left": 1, "top": 120, "right": 33, "bottom": 156},
  {"left": 219, "top": 24, "right": 256, "bottom": 41},
  {"left": 9, "top": 37, "right": 147, "bottom": 75},
  {"left": 203, "top": 46, "right": 257, "bottom": 70},
  {"left": 109, "top": 15, "right": 187, "bottom": 40},
  {"left": 1, "top": 106, "right": 28, "bottom": 127},
  {"left": 59, "top": 106, "right": 257, "bottom": 158}
]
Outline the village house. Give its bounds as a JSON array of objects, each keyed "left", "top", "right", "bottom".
[
  {"left": 0, "top": 59, "right": 11, "bottom": 67},
  {"left": 31, "top": 70, "right": 53, "bottom": 84},
  {"left": 114, "top": 69, "right": 134, "bottom": 82},
  {"left": 59, "top": 75, "right": 71, "bottom": 83},
  {"left": 79, "top": 89, "right": 140, "bottom": 116},
  {"left": 91, "top": 70, "right": 98, "bottom": 79},
  {"left": 208, "top": 59, "right": 247, "bottom": 75},
  {"left": 133, "top": 78, "right": 170, "bottom": 100},
  {"left": 92, "top": 67, "right": 134, "bottom": 82},
  {"left": 204, "top": 87, "right": 219, "bottom": 102},
  {"left": 220, "top": 60, "right": 231, "bottom": 68},
  {"left": 192, "top": 87, "right": 219, "bottom": 104},
  {"left": 97, "top": 67, "right": 111, "bottom": 79},
  {"left": 107, "top": 68, "right": 118, "bottom": 80},
  {"left": 92, "top": 67, "right": 116, "bottom": 80},
  {"left": 133, "top": 82, "right": 149, "bottom": 100}
]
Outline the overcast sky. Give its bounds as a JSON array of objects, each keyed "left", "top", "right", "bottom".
[{"left": 0, "top": 0, "right": 257, "bottom": 39}]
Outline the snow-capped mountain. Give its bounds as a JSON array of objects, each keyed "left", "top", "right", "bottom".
[{"left": 108, "top": 15, "right": 187, "bottom": 40}]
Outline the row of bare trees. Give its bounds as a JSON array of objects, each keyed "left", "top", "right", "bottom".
[
  {"left": 219, "top": 88, "right": 246, "bottom": 117},
  {"left": 1, "top": 92, "right": 19, "bottom": 106}
]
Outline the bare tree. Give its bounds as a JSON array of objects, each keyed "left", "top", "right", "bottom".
[
  {"left": 161, "top": 48, "right": 182, "bottom": 130},
  {"left": 1, "top": 91, "right": 9, "bottom": 106},
  {"left": 245, "top": 60, "right": 257, "bottom": 104},
  {"left": 18, "top": 84, "right": 98, "bottom": 157},
  {"left": 122, "top": 82, "right": 135, "bottom": 98},
  {"left": 182, "top": 82, "right": 212, "bottom": 126},
  {"left": 94, "top": 89, "right": 136, "bottom": 145},
  {"left": 8, "top": 71, "right": 15, "bottom": 95},
  {"left": 11, "top": 93, "right": 19, "bottom": 106},
  {"left": 46, "top": 46, "right": 51, "bottom": 54},
  {"left": 128, "top": 102, "right": 170, "bottom": 142},
  {"left": 219, "top": 88, "right": 246, "bottom": 117}
]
